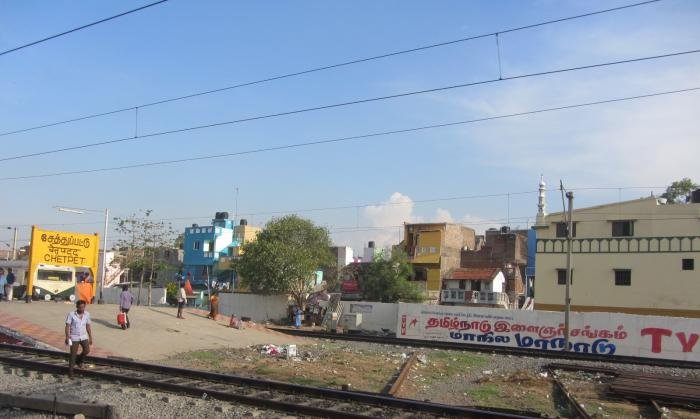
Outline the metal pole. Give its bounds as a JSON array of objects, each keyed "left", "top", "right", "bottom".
[
  {"left": 563, "top": 191, "right": 574, "bottom": 351},
  {"left": 11, "top": 227, "right": 17, "bottom": 260},
  {"left": 99, "top": 208, "right": 109, "bottom": 304}
]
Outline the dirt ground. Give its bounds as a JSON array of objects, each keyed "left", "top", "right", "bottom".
[
  {"left": 0, "top": 301, "right": 305, "bottom": 360},
  {"left": 159, "top": 341, "right": 407, "bottom": 392},
  {"left": 159, "top": 341, "right": 700, "bottom": 418}
]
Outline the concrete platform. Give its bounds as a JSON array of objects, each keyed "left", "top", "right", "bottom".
[{"left": 0, "top": 301, "right": 305, "bottom": 361}]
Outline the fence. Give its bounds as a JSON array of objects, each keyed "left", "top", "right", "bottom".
[
  {"left": 218, "top": 293, "right": 290, "bottom": 322},
  {"left": 340, "top": 302, "right": 399, "bottom": 332},
  {"left": 100, "top": 287, "right": 167, "bottom": 306}
]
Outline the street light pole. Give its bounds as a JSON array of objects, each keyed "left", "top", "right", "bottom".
[
  {"left": 99, "top": 208, "right": 109, "bottom": 304},
  {"left": 6, "top": 227, "right": 17, "bottom": 260},
  {"left": 56, "top": 206, "right": 109, "bottom": 304},
  {"left": 11, "top": 227, "right": 17, "bottom": 260}
]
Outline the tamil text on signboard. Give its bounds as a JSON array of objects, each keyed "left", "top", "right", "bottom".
[{"left": 397, "top": 303, "right": 699, "bottom": 362}]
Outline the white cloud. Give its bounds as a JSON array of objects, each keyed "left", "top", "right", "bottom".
[
  {"left": 363, "top": 192, "right": 421, "bottom": 227},
  {"left": 333, "top": 193, "right": 514, "bottom": 249},
  {"left": 461, "top": 213, "right": 501, "bottom": 235},
  {"left": 434, "top": 208, "right": 454, "bottom": 223}
]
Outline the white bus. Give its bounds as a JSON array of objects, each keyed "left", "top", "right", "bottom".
[{"left": 32, "top": 264, "right": 78, "bottom": 301}]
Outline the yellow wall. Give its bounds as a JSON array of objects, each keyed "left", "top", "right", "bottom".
[
  {"left": 534, "top": 197, "right": 700, "bottom": 314},
  {"left": 232, "top": 225, "right": 261, "bottom": 256},
  {"left": 426, "top": 267, "right": 441, "bottom": 291},
  {"left": 413, "top": 230, "right": 442, "bottom": 264}
]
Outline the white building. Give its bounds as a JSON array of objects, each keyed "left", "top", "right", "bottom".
[
  {"left": 441, "top": 267, "right": 509, "bottom": 308},
  {"left": 534, "top": 194, "right": 700, "bottom": 317}
]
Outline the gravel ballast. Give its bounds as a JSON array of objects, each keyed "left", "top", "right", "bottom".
[{"left": 0, "top": 367, "right": 293, "bottom": 419}]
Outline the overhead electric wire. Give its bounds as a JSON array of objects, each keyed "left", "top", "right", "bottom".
[
  {"left": 0, "top": 185, "right": 673, "bottom": 229},
  {"left": 3, "top": 49, "right": 699, "bottom": 164},
  {"left": 0, "top": 0, "right": 662, "bottom": 137},
  {"left": 7, "top": 214, "right": 697, "bottom": 245},
  {"left": 0, "top": 0, "right": 169, "bottom": 57},
  {"left": 1, "top": 85, "right": 697, "bottom": 181}
]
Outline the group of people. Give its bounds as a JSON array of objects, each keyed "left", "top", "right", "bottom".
[
  {"left": 62, "top": 278, "right": 226, "bottom": 378},
  {"left": 174, "top": 279, "right": 220, "bottom": 320},
  {"left": 0, "top": 268, "right": 16, "bottom": 301}
]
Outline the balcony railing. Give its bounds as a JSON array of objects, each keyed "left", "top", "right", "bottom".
[
  {"left": 441, "top": 290, "right": 510, "bottom": 307},
  {"left": 536, "top": 236, "right": 700, "bottom": 254}
]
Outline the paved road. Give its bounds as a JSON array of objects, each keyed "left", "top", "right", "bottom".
[{"left": 0, "top": 301, "right": 304, "bottom": 361}]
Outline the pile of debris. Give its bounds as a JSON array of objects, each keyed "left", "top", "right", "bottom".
[{"left": 260, "top": 344, "right": 297, "bottom": 359}]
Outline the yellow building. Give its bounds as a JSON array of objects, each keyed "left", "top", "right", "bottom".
[
  {"left": 231, "top": 220, "right": 262, "bottom": 257},
  {"left": 403, "top": 223, "right": 476, "bottom": 300},
  {"left": 534, "top": 196, "right": 700, "bottom": 317},
  {"left": 216, "top": 219, "right": 261, "bottom": 272}
]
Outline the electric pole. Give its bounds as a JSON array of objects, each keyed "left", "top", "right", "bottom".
[{"left": 563, "top": 190, "right": 574, "bottom": 351}]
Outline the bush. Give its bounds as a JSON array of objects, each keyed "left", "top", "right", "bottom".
[{"left": 165, "top": 281, "right": 178, "bottom": 305}]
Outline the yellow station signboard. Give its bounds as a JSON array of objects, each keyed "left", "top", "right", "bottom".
[{"left": 27, "top": 227, "right": 100, "bottom": 301}]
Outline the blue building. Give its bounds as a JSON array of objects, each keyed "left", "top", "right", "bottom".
[
  {"left": 183, "top": 212, "right": 239, "bottom": 283},
  {"left": 526, "top": 228, "right": 537, "bottom": 297}
]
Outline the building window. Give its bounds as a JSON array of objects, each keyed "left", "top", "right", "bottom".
[
  {"left": 203, "top": 240, "right": 211, "bottom": 252},
  {"left": 682, "top": 258, "right": 695, "bottom": 271},
  {"left": 612, "top": 220, "right": 634, "bottom": 237},
  {"left": 557, "top": 269, "right": 573, "bottom": 285},
  {"left": 556, "top": 222, "right": 576, "bottom": 238},
  {"left": 193, "top": 240, "right": 201, "bottom": 250},
  {"left": 614, "top": 269, "right": 631, "bottom": 286}
]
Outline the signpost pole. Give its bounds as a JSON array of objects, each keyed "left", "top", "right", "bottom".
[{"left": 25, "top": 226, "right": 37, "bottom": 303}]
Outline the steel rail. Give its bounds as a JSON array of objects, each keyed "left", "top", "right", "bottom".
[
  {"left": 0, "top": 343, "right": 540, "bottom": 418},
  {"left": 269, "top": 328, "right": 700, "bottom": 369},
  {"left": 549, "top": 370, "right": 592, "bottom": 419},
  {"left": 384, "top": 352, "right": 418, "bottom": 396}
]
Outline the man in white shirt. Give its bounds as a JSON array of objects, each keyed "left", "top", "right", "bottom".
[
  {"left": 64, "top": 300, "right": 93, "bottom": 378},
  {"left": 176, "top": 282, "right": 187, "bottom": 319}
]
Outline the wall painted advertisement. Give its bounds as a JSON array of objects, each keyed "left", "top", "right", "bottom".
[{"left": 397, "top": 303, "right": 699, "bottom": 362}]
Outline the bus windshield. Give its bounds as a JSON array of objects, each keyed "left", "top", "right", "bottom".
[{"left": 37, "top": 270, "right": 72, "bottom": 282}]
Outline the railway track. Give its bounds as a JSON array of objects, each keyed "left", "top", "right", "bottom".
[
  {"left": 270, "top": 328, "right": 700, "bottom": 369},
  {"left": 0, "top": 343, "right": 540, "bottom": 418}
]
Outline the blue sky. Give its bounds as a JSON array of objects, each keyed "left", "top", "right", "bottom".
[{"left": 1, "top": 0, "right": 699, "bottom": 250}]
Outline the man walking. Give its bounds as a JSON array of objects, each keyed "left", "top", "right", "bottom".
[
  {"left": 5, "top": 268, "right": 15, "bottom": 301},
  {"left": 64, "top": 300, "right": 92, "bottom": 378},
  {"left": 119, "top": 285, "right": 134, "bottom": 329}
]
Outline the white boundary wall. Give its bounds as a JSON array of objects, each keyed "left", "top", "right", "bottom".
[
  {"left": 219, "top": 293, "right": 290, "bottom": 322},
  {"left": 341, "top": 302, "right": 399, "bottom": 332},
  {"left": 396, "top": 303, "right": 700, "bottom": 362},
  {"left": 101, "top": 287, "right": 167, "bottom": 305}
]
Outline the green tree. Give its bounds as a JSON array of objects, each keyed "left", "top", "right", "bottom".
[
  {"left": 174, "top": 233, "right": 185, "bottom": 250},
  {"left": 362, "top": 249, "right": 423, "bottom": 303},
  {"left": 232, "top": 215, "right": 333, "bottom": 308},
  {"left": 661, "top": 178, "right": 698, "bottom": 203},
  {"left": 114, "top": 210, "right": 176, "bottom": 305}
]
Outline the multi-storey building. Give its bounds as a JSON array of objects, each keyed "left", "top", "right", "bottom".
[
  {"left": 461, "top": 227, "right": 528, "bottom": 293},
  {"left": 183, "top": 212, "right": 237, "bottom": 283},
  {"left": 533, "top": 194, "right": 700, "bottom": 317},
  {"left": 402, "top": 223, "right": 476, "bottom": 300}
]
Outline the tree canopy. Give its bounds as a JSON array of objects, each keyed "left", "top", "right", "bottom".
[
  {"left": 113, "top": 209, "right": 176, "bottom": 305},
  {"left": 233, "top": 215, "right": 333, "bottom": 308},
  {"left": 362, "top": 249, "right": 423, "bottom": 303},
  {"left": 661, "top": 178, "right": 698, "bottom": 203}
]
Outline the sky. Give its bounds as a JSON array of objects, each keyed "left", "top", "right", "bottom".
[{"left": 1, "top": 0, "right": 699, "bottom": 251}]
